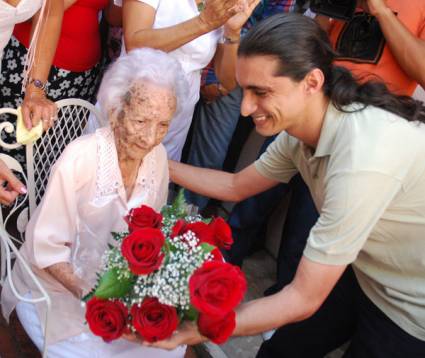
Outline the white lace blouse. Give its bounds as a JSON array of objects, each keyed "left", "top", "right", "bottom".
[{"left": 1, "top": 127, "right": 169, "bottom": 344}]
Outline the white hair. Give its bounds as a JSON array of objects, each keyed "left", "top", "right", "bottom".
[{"left": 97, "top": 48, "right": 188, "bottom": 124}]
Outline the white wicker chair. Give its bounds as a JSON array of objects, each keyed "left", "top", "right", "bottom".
[{"left": 0, "top": 99, "right": 102, "bottom": 357}]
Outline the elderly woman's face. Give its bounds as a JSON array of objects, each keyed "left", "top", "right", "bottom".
[{"left": 113, "top": 83, "right": 176, "bottom": 160}]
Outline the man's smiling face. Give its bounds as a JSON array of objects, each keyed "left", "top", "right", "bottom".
[{"left": 236, "top": 55, "right": 308, "bottom": 137}]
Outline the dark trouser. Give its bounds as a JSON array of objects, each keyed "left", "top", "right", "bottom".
[
  {"left": 257, "top": 267, "right": 425, "bottom": 358},
  {"left": 224, "top": 136, "right": 287, "bottom": 266},
  {"left": 225, "top": 181, "right": 288, "bottom": 266},
  {"left": 183, "top": 88, "right": 244, "bottom": 210},
  {"left": 265, "top": 173, "right": 319, "bottom": 294}
]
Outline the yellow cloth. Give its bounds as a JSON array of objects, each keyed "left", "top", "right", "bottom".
[{"left": 16, "top": 106, "right": 43, "bottom": 145}]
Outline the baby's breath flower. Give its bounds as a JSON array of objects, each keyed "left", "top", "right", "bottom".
[{"left": 93, "top": 212, "right": 214, "bottom": 313}]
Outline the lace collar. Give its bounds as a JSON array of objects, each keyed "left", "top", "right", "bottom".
[{"left": 94, "top": 127, "right": 157, "bottom": 202}]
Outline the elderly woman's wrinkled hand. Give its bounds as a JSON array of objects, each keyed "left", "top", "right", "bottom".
[
  {"left": 122, "top": 332, "right": 142, "bottom": 343},
  {"left": 21, "top": 91, "right": 57, "bottom": 131},
  {"left": 0, "top": 159, "right": 26, "bottom": 205}
]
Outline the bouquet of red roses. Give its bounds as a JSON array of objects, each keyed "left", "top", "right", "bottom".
[{"left": 83, "top": 191, "right": 247, "bottom": 344}]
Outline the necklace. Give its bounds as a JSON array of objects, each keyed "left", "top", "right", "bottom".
[{"left": 197, "top": 0, "right": 205, "bottom": 12}]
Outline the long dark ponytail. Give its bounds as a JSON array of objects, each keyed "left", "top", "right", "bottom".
[{"left": 238, "top": 13, "right": 425, "bottom": 123}]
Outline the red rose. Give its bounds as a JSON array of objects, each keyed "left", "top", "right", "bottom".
[
  {"left": 125, "top": 205, "right": 163, "bottom": 232},
  {"left": 171, "top": 220, "right": 214, "bottom": 245},
  {"left": 209, "top": 217, "right": 233, "bottom": 249},
  {"left": 170, "top": 219, "right": 186, "bottom": 238},
  {"left": 121, "top": 228, "right": 165, "bottom": 275},
  {"left": 85, "top": 297, "right": 128, "bottom": 342},
  {"left": 131, "top": 297, "right": 179, "bottom": 342},
  {"left": 210, "top": 248, "right": 224, "bottom": 262},
  {"left": 189, "top": 261, "right": 247, "bottom": 316},
  {"left": 198, "top": 311, "right": 236, "bottom": 344}
]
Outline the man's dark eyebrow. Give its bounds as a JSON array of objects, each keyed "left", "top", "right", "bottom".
[{"left": 245, "top": 85, "right": 272, "bottom": 91}]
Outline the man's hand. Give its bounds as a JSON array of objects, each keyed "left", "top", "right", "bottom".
[
  {"left": 21, "top": 89, "right": 57, "bottom": 131},
  {"left": 0, "top": 159, "right": 26, "bottom": 205},
  {"left": 146, "top": 321, "right": 206, "bottom": 350}
]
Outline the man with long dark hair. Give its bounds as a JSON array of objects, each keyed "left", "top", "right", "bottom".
[{"left": 149, "top": 14, "right": 425, "bottom": 358}]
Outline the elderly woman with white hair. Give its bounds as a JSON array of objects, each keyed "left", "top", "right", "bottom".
[{"left": 1, "top": 48, "right": 188, "bottom": 358}]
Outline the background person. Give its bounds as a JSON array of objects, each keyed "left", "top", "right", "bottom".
[
  {"left": 316, "top": 0, "right": 425, "bottom": 96},
  {"left": 183, "top": 0, "right": 297, "bottom": 210},
  {"left": 0, "top": 0, "right": 62, "bottom": 129},
  {"left": 119, "top": 0, "right": 259, "bottom": 161},
  {"left": 0, "top": 0, "right": 64, "bottom": 208},
  {"left": 0, "top": 0, "right": 113, "bottom": 167}
]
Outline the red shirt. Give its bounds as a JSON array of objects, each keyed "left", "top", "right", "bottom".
[{"left": 14, "top": 0, "right": 109, "bottom": 72}]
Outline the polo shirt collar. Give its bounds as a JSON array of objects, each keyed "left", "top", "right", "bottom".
[{"left": 313, "top": 102, "right": 342, "bottom": 158}]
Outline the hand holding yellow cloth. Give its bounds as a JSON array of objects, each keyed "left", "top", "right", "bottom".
[{"left": 16, "top": 106, "right": 43, "bottom": 145}]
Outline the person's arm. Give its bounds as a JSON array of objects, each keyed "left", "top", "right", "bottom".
[
  {"left": 63, "top": 0, "right": 77, "bottom": 8},
  {"left": 4, "top": 0, "right": 20, "bottom": 6},
  {"left": 27, "top": 144, "right": 89, "bottom": 298},
  {"left": 169, "top": 161, "right": 280, "bottom": 202},
  {"left": 45, "top": 262, "right": 87, "bottom": 298},
  {"left": 315, "top": 14, "right": 332, "bottom": 32},
  {"left": 123, "top": 0, "right": 239, "bottom": 53},
  {"left": 234, "top": 258, "right": 346, "bottom": 335},
  {"left": 144, "top": 257, "right": 347, "bottom": 349},
  {"left": 360, "top": 0, "right": 425, "bottom": 88},
  {"left": 213, "top": 0, "right": 260, "bottom": 91},
  {"left": 21, "top": 0, "right": 65, "bottom": 130},
  {"left": 0, "top": 159, "right": 27, "bottom": 205}
]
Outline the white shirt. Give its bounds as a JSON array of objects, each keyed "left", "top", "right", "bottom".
[
  {"left": 0, "top": 0, "right": 43, "bottom": 71},
  {"left": 1, "top": 127, "right": 169, "bottom": 344}
]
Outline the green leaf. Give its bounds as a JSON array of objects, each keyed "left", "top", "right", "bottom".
[
  {"left": 82, "top": 288, "right": 96, "bottom": 302},
  {"left": 200, "top": 242, "right": 215, "bottom": 254},
  {"left": 201, "top": 217, "right": 212, "bottom": 224},
  {"left": 161, "top": 188, "right": 188, "bottom": 219},
  {"left": 111, "top": 232, "right": 121, "bottom": 241},
  {"left": 172, "top": 188, "right": 186, "bottom": 212},
  {"left": 183, "top": 305, "right": 199, "bottom": 322},
  {"left": 111, "top": 231, "right": 128, "bottom": 242},
  {"left": 93, "top": 268, "right": 135, "bottom": 299},
  {"left": 167, "top": 240, "right": 179, "bottom": 253},
  {"left": 163, "top": 240, "right": 171, "bottom": 254}
]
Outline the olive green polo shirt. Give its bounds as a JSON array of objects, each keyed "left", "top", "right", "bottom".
[{"left": 255, "top": 103, "right": 425, "bottom": 340}]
